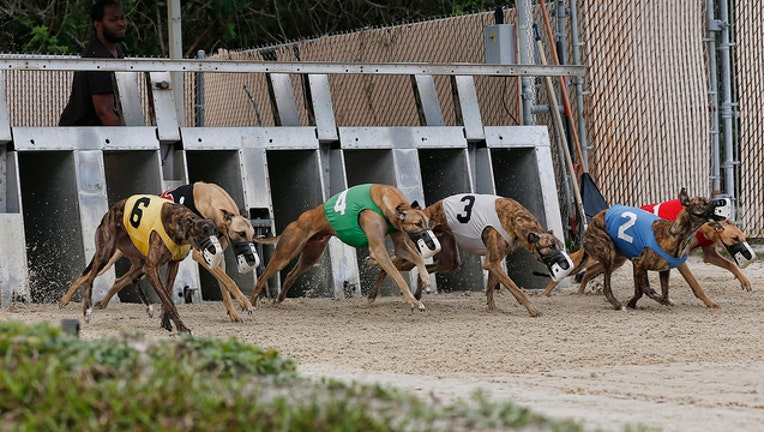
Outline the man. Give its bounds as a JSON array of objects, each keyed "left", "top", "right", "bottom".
[{"left": 59, "top": 0, "right": 126, "bottom": 126}]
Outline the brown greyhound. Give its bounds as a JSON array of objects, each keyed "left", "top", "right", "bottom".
[
  {"left": 367, "top": 194, "right": 573, "bottom": 317},
  {"left": 249, "top": 184, "right": 436, "bottom": 311},
  {"left": 59, "top": 195, "right": 221, "bottom": 333},
  {"left": 541, "top": 200, "right": 754, "bottom": 302},
  {"left": 92, "top": 182, "right": 257, "bottom": 322},
  {"left": 542, "top": 189, "right": 727, "bottom": 310}
]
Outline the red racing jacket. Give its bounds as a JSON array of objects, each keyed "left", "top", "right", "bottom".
[{"left": 640, "top": 199, "right": 713, "bottom": 249}]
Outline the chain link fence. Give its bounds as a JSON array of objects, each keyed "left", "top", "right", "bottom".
[{"left": 3, "top": 1, "right": 762, "bottom": 237}]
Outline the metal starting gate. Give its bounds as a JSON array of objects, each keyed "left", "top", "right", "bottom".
[{"left": 0, "top": 57, "right": 583, "bottom": 307}]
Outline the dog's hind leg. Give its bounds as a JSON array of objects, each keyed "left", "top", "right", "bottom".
[
  {"left": 145, "top": 260, "right": 191, "bottom": 333},
  {"left": 627, "top": 266, "right": 650, "bottom": 309},
  {"left": 600, "top": 269, "right": 624, "bottom": 310},
  {"left": 368, "top": 256, "right": 414, "bottom": 302},
  {"left": 249, "top": 224, "right": 318, "bottom": 305},
  {"left": 276, "top": 236, "right": 331, "bottom": 303},
  {"left": 577, "top": 255, "right": 628, "bottom": 295},
  {"left": 655, "top": 269, "right": 675, "bottom": 306},
  {"left": 94, "top": 257, "right": 143, "bottom": 308},
  {"left": 676, "top": 263, "right": 720, "bottom": 308}
]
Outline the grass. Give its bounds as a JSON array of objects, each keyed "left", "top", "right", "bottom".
[{"left": 0, "top": 321, "right": 646, "bottom": 431}]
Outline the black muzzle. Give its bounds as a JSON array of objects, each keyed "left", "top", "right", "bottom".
[
  {"left": 725, "top": 241, "right": 756, "bottom": 269},
  {"left": 409, "top": 229, "right": 441, "bottom": 259},
  {"left": 233, "top": 241, "right": 260, "bottom": 274},
  {"left": 199, "top": 235, "right": 224, "bottom": 269},
  {"left": 543, "top": 250, "right": 574, "bottom": 282},
  {"left": 705, "top": 198, "right": 732, "bottom": 222}
]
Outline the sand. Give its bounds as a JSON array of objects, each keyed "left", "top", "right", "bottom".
[{"left": 3, "top": 253, "right": 764, "bottom": 431}]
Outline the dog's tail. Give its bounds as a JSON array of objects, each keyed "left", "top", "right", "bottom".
[
  {"left": 81, "top": 257, "right": 96, "bottom": 276},
  {"left": 253, "top": 235, "right": 280, "bottom": 245}
]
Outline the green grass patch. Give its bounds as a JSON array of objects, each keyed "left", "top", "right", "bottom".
[{"left": 0, "top": 321, "right": 629, "bottom": 431}]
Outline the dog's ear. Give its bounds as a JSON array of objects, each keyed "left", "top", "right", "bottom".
[
  {"left": 678, "top": 187, "right": 689, "bottom": 205},
  {"left": 395, "top": 203, "right": 407, "bottom": 220},
  {"left": 411, "top": 200, "right": 421, "bottom": 210},
  {"left": 527, "top": 232, "right": 541, "bottom": 244},
  {"left": 709, "top": 221, "right": 724, "bottom": 232},
  {"left": 220, "top": 209, "right": 233, "bottom": 224}
]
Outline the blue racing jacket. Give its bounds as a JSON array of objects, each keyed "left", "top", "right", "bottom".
[{"left": 604, "top": 204, "right": 687, "bottom": 269}]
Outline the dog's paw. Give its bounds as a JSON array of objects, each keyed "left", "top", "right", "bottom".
[
  {"left": 365, "top": 256, "right": 380, "bottom": 267},
  {"left": 411, "top": 302, "right": 426, "bottom": 312},
  {"left": 146, "top": 304, "right": 154, "bottom": 318},
  {"left": 84, "top": 308, "right": 93, "bottom": 323}
]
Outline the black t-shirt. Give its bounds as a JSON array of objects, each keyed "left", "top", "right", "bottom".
[{"left": 58, "top": 38, "right": 124, "bottom": 126}]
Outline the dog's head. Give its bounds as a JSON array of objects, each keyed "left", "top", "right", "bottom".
[
  {"left": 220, "top": 209, "right": 260, "bottom": 273},
  {"left": 528, "top": 231, "right": 574, "bottom": 282},
  {"left": 221, "top": 208, "right": 256, "bottom": 244},
  {"left": 701, "top": 220, "right": 757, "bottom": 268},
  {"left": 185, "top": 215, "right": 224, "bottom": 269},
  {"left": 396, "top": 202, "right": 441, "bottom": 258},
  {"left": 678, "top": 188, "right": 731, "bottom": 222}
]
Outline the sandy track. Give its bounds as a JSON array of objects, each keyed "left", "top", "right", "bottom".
[{"left": 3, "top": 253, "right": 764, "bottom": 431}]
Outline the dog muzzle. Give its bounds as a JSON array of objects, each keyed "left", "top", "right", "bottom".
[
  {"left": 409, "top": 229, "right": 441, "bottom": 259},
  {"left": 199, "top": 236, "right": 224, "bottom": 269},
  {"left": 233, "top": 241, "right": 260, "bottom": 274},
  {"left": 726, "top": 241, "right": 756, "bottom": 269},
  {"left": 705, "top": 198, "right": 732, "bottom": 222},
  {"left": 543, "top": 250, "right": 574, "bottom": 282}
]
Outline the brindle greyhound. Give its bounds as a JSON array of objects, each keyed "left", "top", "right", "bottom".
[
  {"left": 541, "top": 220, "right": 753, "bottom": 304},
  {"left": 92, "top": 182, "right": 257, "bottom": 322},
  {"left": 367, "top": 194, "right": 573, "bottom": 317},
  {"left": 59, "top": 195, "right": 220, "bottom": 333},
  {"left": 249, "top": 184, "right": 434, "bottom": 311},
  {"left": 543, "top": 189, "right": 725, "bottom": 310}
]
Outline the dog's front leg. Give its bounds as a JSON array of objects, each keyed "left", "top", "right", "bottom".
[
  {"left": 702, "top": 246, "right": 752, "bottom": 292},
  {"left": 363, "top": 226, "right": 424, "bottom": 311},
  {"left": 676, "top": 262, "right": 720, "bottom": 308},
  {"left": 482, "top": 255, "right": 540, "bottom": 316},
  {"left": 485, "top": 272, "right": 500, "bottom": 311},
  {"left": 391, "top": 232, "right": 432, "bottom": 295},
  {"left": 192, "top": 248, "right": 253, "bottom": 322}
]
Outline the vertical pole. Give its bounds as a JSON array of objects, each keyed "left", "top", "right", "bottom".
[
  {"left": 718, "top": 0, "right": 737, "bottom": 202},
  {"left": 167, "top": 0, "right": 185, "bottom": 126},
  {"left": 706, "top": 0, "right": 722, "bottom": 195},
  {"left": 195, "top": 50, "right": 205, "bottom": 127},
  {"left": 516, "top": 0, "right": 534, "bottom": 125},
  {"left": 568, "top": 0, "right": 589, "bottom": 169}
]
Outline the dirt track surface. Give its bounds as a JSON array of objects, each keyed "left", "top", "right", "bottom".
[{"left": 3, "top": 253, "right": 764, "bottom": 431}]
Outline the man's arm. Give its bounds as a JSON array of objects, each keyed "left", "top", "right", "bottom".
[{"left": 92, "top": 93, "right": 121, "bottom": 126}]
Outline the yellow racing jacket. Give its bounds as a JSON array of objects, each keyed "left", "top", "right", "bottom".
[{"left": 123, "top": 195, "right": 191, "bottom": 261}]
